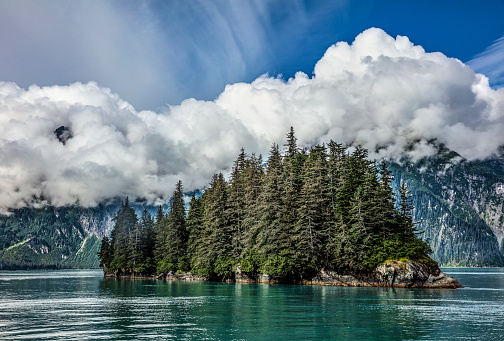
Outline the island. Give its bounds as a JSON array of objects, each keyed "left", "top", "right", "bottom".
[{"left": 99, "top": 128, "right": 461, "bottom": 289}]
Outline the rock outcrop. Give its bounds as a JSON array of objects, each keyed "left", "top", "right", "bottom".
[{"left": 305, "top": 260, "right": 461, "bottom": 288}]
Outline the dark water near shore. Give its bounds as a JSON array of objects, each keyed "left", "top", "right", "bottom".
[{"left": 0, "top": 268, "right": 503, "bottom": 340}]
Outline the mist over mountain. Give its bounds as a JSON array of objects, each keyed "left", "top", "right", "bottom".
[{"left": 0, "top": 28, "right": 503, "bottom": 212}]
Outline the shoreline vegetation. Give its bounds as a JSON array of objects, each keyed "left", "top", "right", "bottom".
[
  {"left": 104, "top": 259, "right": 461, "bottom": 288},
  {"left": 98, "top": 128, "right": 461, "bottom": 289}
]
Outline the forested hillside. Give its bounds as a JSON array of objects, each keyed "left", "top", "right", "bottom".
[
  {"left": 0, "top": 204, "right": 122, "bottom": 269},
  {"left": 99, "top": 129, "right": 432, "bottom": 278}
]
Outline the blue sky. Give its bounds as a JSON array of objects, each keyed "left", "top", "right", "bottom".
[{"left": 0, "top": 0, "right": 503, "bottom": 110}]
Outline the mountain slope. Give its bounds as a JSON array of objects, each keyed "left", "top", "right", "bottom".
[
  {"left": 390, "top": 146, "right": 504, "bottom": 266},
  {"left": 0, "top": 205, "right": 117, "bottom": 269}
]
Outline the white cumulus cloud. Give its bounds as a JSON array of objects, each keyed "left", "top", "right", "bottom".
[{"left": 1, "top": 28, "right": 503, "bottom": 212}]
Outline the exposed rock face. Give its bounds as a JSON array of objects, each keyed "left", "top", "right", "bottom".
[{"left": 306, "top": 260, "right": 461, "bottom": 288}]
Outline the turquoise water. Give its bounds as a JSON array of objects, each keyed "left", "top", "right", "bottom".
[{"left": 0, "top": 268, "right": 503, "bottom": 340}]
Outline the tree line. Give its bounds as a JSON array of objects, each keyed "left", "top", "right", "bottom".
[{"left": 98, "top": 128, "right": 432, "bottom": 278}]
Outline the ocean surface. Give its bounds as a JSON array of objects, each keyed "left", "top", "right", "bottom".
[{"left": 0, "top": 268, "right": 503, "bottom": 340}]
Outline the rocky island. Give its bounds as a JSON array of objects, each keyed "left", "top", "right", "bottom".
[
  {"left": 99, "top": 130, "right": 462, "bottom": 289},
  {"left": 104, "top": 259, "right": 461, "bottom": 289}
]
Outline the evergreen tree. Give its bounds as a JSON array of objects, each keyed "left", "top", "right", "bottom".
[
  {"left": 336, "top": 146, "right": 370, "bottom": 221},
  {"left": 345, "top": 188, "right": 372, "bottom": 270},
  {"left": 109, "top": 197, "right": 138, "bottom": 271},
  {"left": 324, "top": 141, "right": 348, "bottom": 267},
  {"left": 136, "top": 209, "right": 155, "bottom": 272},
  {"left": 376, "top": 161, "right": 398, "bottom": 234},
  {"left": 398, "top": 182, "right": 414, "bottom": 227},
  {"left": 154, "top": 205, "right": 164, "bottom": 227},
  {"left": 131, "top": 221, "right": 143, "bottom": 270},
  {"left": 239, "top": 153, "right": 265, "bottom": 271},
  {"left": 153, "top": 208, "right": 169, "bottom": 265},
  {"left": 330, "top": 212, "right": 349, "bottom": 270},
  {"left": 192, "top": 174, "right": 233, "bottom": 277},
  {"left": 227, "top": 148, "right": 248, "bottom": 259},
  {"left": 187, "top": 193, "right": 204, "bottom": 267},
  {"left": 255, "top": 143, "right": 295, "bottom": 275},
  {"left": 327, "top": 140, "right": 347, "bottom": 215},
  {"left": 395, "top": 182, "right": 432, "bottom": 259},
  {"left": 98, "top": 236, "right": 112, "bottom": 270},
  {"left": 157, "top": 180, "right": 188, "bottom": 273},
  {"left": 281, "top": 127, "right": 304, "bottom": 238},
  {"left": 294, "top": 144, "right": 330, "bottom": 272}
]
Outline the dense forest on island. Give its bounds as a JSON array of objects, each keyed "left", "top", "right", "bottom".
[{"left": 99, "top": 128, "right": 432, "bottom": 279}]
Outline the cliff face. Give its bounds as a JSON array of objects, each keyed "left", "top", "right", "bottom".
[{"left": 390, "top": 146, "right": 504, "bottom": 266}]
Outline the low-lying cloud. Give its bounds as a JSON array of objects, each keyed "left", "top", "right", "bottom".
[{"left": 1, "top": 28, "right": 503, "bottom": 212}]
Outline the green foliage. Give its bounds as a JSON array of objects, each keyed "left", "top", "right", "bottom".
[
  {"left": 260, "top": 251, "right": 296, "bottom": 276},
  {"left": 177, "top": 255, "right": 190, "bottom": 272},
  {"left": 363, "top": 233, "right": 433, "bottom": 268},
  {"left": 240, "top": 249, "right": 264, "bottom": 273},
  {"left": 134, "top": 257, "right": 155, "bottom": 273},
  {"left": 156, "top": 257, "right": 176, "bottom": 274},
  {"left": 214, "top": 253, "right": 236, "bottom": 278}
]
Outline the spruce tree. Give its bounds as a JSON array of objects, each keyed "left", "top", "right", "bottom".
[
  {"left": 395, "top": 182, "right": 432, "bottom": 259},
  {"left": 157, "top": 180, "right": 188, "bottom": 273},
  {"left": 153, "top": 209, "right": 169, "bottom": 266},
  {"left": 398, "top": 182, "right": 414, "bottom": 228},
  {"left": 137, "top": 209, "right": 155, "bottom": 272},
  {"left": 327, "top": 140, "right": 347, "bottom": 215},
  {"left": 255, "top": 143, "right": 295, "bottom": 275},
  {"left": 281, "top": 127, "right": 304, "bottom": 239},
  {"left": 192, "top": 174, "right": 233, "bottom": 277},
  {"left": 369, "top": 161, "right": 398, "bottom": 243},
  {"left": 98, "top": 236, "right": 112, "bottom": 270},
  {"left": 187, "top": 193, "right": 204, "bottom": 269},
  {"left": 110, "top": 197, "right": 138, "bottom": 271},
  {"left": 227, "top": 148, "right": 248, "bottom": 259},
  {"left": 294, "top": 144, "right": 330, "bottom": 272},
  {"left": 336, "top": 146, "right": 370, "bottom": 221},
  {"left": 239, "top": 153, "right": 265, "bottom": 272},
  {"left": 345, "top": 188, "right": 372, "bottom": 270}
]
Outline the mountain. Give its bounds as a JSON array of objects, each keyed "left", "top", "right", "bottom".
[
  {"left": 0, "top": 203, "right": 163, "bottom": 269},
  {"left": 0, "top": 205, "right": 114, "bottom": 269},
  {"left": 390, "top": 145, "right": 504, "bottom": 266},
  {"left": 1, "top": 145, "right": 504, "bottom": 269}
]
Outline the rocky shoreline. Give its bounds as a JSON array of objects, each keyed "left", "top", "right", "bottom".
[{"left": 104, "top": 260, "right": 462, "bottom": 289}]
